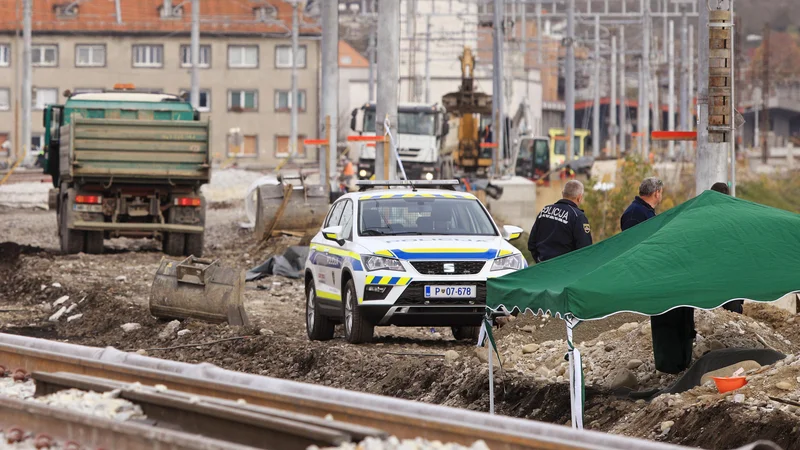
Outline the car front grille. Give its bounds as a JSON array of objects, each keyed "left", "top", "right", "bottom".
[
  {"left": 395, "top": 281, "right": 487, "bottom": 306},
  {"left": 410, "top": 261, "right": 486, "bottom": 275}
]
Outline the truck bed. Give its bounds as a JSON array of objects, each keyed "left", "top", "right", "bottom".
[{"left": 59, "top": 118, "right": 210, "bottom": 184}]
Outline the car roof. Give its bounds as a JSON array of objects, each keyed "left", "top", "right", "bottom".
[{"left": 350, "top": 189, "right": 478, "bottom": 201}]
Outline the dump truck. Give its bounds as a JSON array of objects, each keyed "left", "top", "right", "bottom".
[{"left": 43, "top": 86, "right": 210, "bottom": 256}]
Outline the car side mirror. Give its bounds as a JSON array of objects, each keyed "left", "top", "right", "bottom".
[
  {"left": 441, "top": 120, "right": 450, "bottom": 137},
  {"left": 350, "top": 109, "right": 357, "bottom": 131},
  {"left": 502, "top": 225, "right": 524, "bottom": 241},
  {"left": 322, "top": 225, "right": 345, "bottom": 246}
]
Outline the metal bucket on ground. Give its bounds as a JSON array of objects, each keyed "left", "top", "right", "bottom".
[
  {"left": 150, "top": 256, "right": 249, "bottom": 326},
  {"left": 254, "top": 174, "right": 328, "bottom": 241}
]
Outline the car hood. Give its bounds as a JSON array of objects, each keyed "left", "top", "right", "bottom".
[{"left": 356, "top": 235, "right": 518, "bottom": 260}]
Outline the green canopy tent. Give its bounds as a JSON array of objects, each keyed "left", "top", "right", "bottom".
[{"left": 483, "top": 191, "right": 800, "bottom": 429}]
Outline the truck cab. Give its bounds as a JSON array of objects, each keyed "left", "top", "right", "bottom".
[
  {"left": 349, "top": 102, "right": 448, "bottom": 180},
  {"left": 548, "top": 128, "right": 591, "bottom": 170},
  {"left": 44, "top": 85, "right": 210, "bottom": 256}
]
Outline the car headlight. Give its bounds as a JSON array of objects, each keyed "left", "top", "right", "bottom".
[
  {"left": 424, "top": 172, "right": 434, "bottom": 180},
  {"left": 363, "top": 255, "right": 405, "bottom": 272},
  {"left": 359, "top": 169, "right": 367, "bottom": 177},
  {"left": 491, "top": 254, "right": 524, "bottom": 271}
]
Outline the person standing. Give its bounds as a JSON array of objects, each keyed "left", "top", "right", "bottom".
[
  {"left": 709, "top": 182, "right": 743, "bottom": 313},
  {"left": 527, "top": 180, "right": 593, "bottom": 263},
  {"left": 621, "top": 177, "right": 694, "bottom": 374}
]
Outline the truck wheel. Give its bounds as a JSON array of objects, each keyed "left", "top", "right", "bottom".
[
  {"left": 59, "top": 201, "right": 84, "bottom": 255},
  {"left": 163, "top": 233, "right": 185, "bottom": 257},
  {"left": 306, "top": 279, "right": 334, "bottom": 341},
  {"left": 343, "top": 279, "right": 373, "bottom": 344},
  {"left": 451, "top": 325, "right": 481, "bottom": 342},
  {"left": 84, "top": 231, "right": 104, "bottom": 254},
  {"left": 184, "top": 233, "right": 204, "bottom": 257}
]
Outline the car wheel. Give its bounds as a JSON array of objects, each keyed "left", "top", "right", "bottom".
[
  {"left": 451, "top": 325, "right": 481, "bottom": 342},
  {"left": 343, "top": 279, "right": 373, "bottom": 344},
  {"left": 84, "top": 231, "right": 104, "bottom": 254},
  {"left": 306, "top": 279, "right": 334, "bottom": 341}
]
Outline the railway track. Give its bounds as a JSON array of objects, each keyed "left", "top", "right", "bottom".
[{"left": 0, "top": 333, "right": 781, "bottom": 450}]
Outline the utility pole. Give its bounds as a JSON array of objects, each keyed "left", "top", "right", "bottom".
[
  {"left": 695, "top": 0, "right": 710, "bottom": 194},
  {"left": 679, "top": 8, "right": 688, "bottom": 160},
  {"left": 668, "top": 19, "right": 675, "bottom": 159},
  {"left": 610, "top": 34, "right": 618, "bottom": 155},
  {"left": 289, "top": 1, "right": 299, "bottom": 161},
  {"left": 564, "top": 0, "right": 575, "bottom": 161},
  {"left": 688, "top": 23, "right": 694, "bottom": 160},
  {"left": 22, "top": 0, "right": 31, "bottom": 163},
  {"left": 190, "top": 0, "right": 200, "bottom": 109},
  {"left": 375, "top": 0, "right": 399, "bottom": 180},
  {"left": 492, "top": 0, "right": 506, "bottom": 175},
  {"left": 761, "top": 24, "right": 769, "bottom": 164},
  {"left": 638, "top": 58, "right": 644, "bottom": 153},
  {"left": 620, "top": 26, "right": 627, "bottom": 155},
  {"left": 642, "top": 1, "right": 651, "bottom": 158},
  {"left": 321, "top": 0, "right": 338, "bottom": 188},
  {"left": 424, "top": 15, "right": 431, "bottom": 104},
  {"left": 592, "top": 15, "right": 600, "bottom": 158},
  {"left": 368, "top": 30, "right": 376, "bottom": 102}
]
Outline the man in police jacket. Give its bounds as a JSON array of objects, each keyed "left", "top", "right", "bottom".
[{"left": 527, "top": 180, "right": 593, "bottom": 263}]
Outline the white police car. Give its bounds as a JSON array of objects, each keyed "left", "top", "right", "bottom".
[{"left": 304, "top": 180, "right": 526, "bottom": 344}]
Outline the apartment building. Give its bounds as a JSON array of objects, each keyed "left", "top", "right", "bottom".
[{"left": 0, "top": 0, "right": 321, "bottom": 168}]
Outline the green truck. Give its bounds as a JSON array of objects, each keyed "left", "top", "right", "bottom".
[{"left": 43, "top": 89, "right": 210, "bottom": 256}]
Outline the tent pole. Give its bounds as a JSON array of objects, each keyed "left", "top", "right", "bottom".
[
  {"left": 488, "top": 335, "right": 495, "bottom": 415},
  {"left": 566, "top": 317, "right": 584, "bottom": 429}
]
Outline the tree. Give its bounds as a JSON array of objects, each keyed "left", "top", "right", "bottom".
[{"left": 748, "top": 32, "right": 800, "bottom": 86}]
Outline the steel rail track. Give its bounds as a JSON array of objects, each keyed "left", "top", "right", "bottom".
[{"left": 0, "top": 334, "right": 781, "bottom": 450}]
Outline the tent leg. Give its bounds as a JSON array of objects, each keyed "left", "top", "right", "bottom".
[
  {"left": 566, "top": 318, "right": 584, "bottom": 429},
  {"left": 488, "top": 337, "right": 495, "bottom": 415}
]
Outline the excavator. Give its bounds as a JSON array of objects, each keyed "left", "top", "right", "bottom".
[{"left": 441, "top": 47, "right": 502, "bottom": 199}]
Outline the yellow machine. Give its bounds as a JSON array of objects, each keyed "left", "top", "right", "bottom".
[
  {"left": 441, "top": 47, "right": 494, "bottom": 177},
  {"left": 548, "top": 128, "right": 591, "bottom": 170}
]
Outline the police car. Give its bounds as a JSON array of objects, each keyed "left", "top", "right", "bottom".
[{"left": 304, "top": 180, "right": 526, "bottom": 344}]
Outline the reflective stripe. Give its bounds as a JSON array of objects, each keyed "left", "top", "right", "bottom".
[
  {"left": 317, "top": 290, "right": 341, "bottom": 301},
  {"left": 498, "top": 249, "right": 513, "bottom": 256},
  {"left": 365, "top": 275, "right": 412, "bottom": 286},
  {"left": 374, "top": 250, "right": 394, "bottom": 257},
  {"left": 310, "top": 243, "right": 363, "bottom": 271},
  {"left": 509, "top": 233, "right": 521, "bottom": 240},
  {"left": 391, "top": 248, "right": 499, "bottom": 260}
]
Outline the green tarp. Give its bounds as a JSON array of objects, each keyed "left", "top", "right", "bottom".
[{"left": 487, "top": 191, "right": 800, "bottom": 320}]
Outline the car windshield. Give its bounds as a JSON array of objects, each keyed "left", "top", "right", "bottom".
[
  {"left": 553, "top": 137, "right": 582, "bottom": 156},
  {"left": 358, "top": 197, "right": 497, "bottom": 236},
  {"left": 363, "top": 110, "right": 437, "bottom": 136}
]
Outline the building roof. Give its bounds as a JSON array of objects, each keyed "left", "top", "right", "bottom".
[
  {"left": 338, "top": 40, "right": 368, "bottom": 68},
  {"left": 0, "top": 0, "right": 320, "bottom": 36}
]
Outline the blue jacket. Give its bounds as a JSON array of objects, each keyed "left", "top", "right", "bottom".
[
  {"left": 528, "top": 199, "right": 593, "bottom": 263},
  {"left": 620, "top": 196, "right": 656, "bottom": 231}
]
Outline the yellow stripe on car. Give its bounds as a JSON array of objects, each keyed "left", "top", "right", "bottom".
[
  {"left": 397, "top": 277, "right": 411, "bottom": 285},
  {"left": 374, "top": 250, "right": 394, "bottom": 257},
  {"left": 310, "top": 243, "right": 361, "bottom": 260},
  {"left": 498, "top": 249, "right": 513, "bottom": 256},
  {"left": 317, "top": 290, "right": 341, "bottom": 301}
]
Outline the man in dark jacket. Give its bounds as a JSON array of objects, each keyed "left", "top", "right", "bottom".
[
  {"left": 528, "top": 180, "right": 593, "bottom": 263},
  {"left": 622, "top": 177, "right": 694, "bottom": 374},
  {"left": 709, "top": 182, "right": 744, "bottom": 313}
]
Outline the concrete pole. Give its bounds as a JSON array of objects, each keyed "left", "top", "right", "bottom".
[
  {"left": 290, "top": 2, "right": 299, "bottom": 160},
  {"left": 424, "top": 15, "right": 431, "bottom": 104},
  {"left": 536, "top": 1, "right": 542, "bottom": 65},
  {"left": 190, "top": 0, "right": 200, "bottom": 109},
  {"left": 22, "top": 0, "right": 31, "bottom": 161},
  {"left": 679, "top": 10, "right": 688, "bottom": 160},
  {"left": 610, "top": 34, "right": 617, "bottom": 155},
  {"left": 688, "top": 23, "right": 694, "bottom": 160},
  {"left": 642, "top": 1, "right": 651, "bottom": 158},
  {"left": 375, "top": 0, "right": 399, "bottom": 180},
  {"left": 492, "top": 0, "right": 506, "bottom": 174},
  {"left": 321, "top": 0, "right": 338, "bottom": 187},
  {"left": 564, "top": 0, "right": 575, "bottom": 161},
  {"left": 368, "top": 30, "right": 376, "bottom": 102},
  {"left": 592, "top": 15, "right": 600, "bottom": 158},
  {"left": 522, "top": 0, "right": 527, "bottom": 71},
  {"left": 638, "top": 58, "right": 644, "bottom": 153},
  {"left": 620, "top": 26, "right": 627, "bottom": 155},
  {"left": 668, "top": 20, "right": 675, "bottom": 160}
]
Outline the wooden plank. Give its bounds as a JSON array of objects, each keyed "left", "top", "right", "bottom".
[
  {"left": 74, "top": 139, "right": 207, "bottom": 153},
  {"left": 710, "top": 106, "right": 731, "bottom": 116},
  {"left": 75, "top": 151, "right": 207, "bottom": 164}
]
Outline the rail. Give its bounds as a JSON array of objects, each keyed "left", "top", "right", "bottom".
[{"left": 0, "top": 333, "right": 780, "bottom": 450}]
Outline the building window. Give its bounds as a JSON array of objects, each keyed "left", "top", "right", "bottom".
[
  {"left": 31, "top": 135, "right": 43, "bottom": 155},
  {"left": 274, "top": 90, "right": 306, "bottom": 112},
  {"left": 32, "top": 44, "right": 58, "bottom": 67},
  {"left": 0, "top": 44, "right": 9, "bottom": 67},
  {"left": 75, "top": 44, "right": 105, "bottom": 67},
  {"left": 227, "top": 134, "right": 258, "bottom": 157},
  {"left": 34, "top": 88, "right": 58, "bottom": 110},
  {"left": 275, "top": 45, "right": 306, "bottom": 68},
  {"left": 179, "top": 89, "right": 211, "bottom": 112},
  {"left": 275, "top": 135, "right": 306, "bottom": 158},
  {"left": 228, "top": 90, "right": 257, "bottom": 112},
  {"left": 228, "top": 45, "right": 258, "bottom": 68},
  {"left": 133, "top": 45, "right": 163, "bottom": 68},
  {"left": 0, "top": 88, "right": 9, "bottom": 111},
  {"left": 180, "top": 45, "right": 211, "bottom": 68}
]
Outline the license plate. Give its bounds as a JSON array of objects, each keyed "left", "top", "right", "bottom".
[
  {"left": 424, "top": 285, "right": 476, "bottom": 298},
  {"left": 73, "top": 204, "right": 102, "bottom": 213}
]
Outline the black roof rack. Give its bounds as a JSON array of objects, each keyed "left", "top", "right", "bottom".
[{"left": 356, "top": 179, "right": 460, "bottom": 192}]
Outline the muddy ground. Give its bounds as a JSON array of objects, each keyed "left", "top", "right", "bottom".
[{"left": 1, "top": 203, "right": 800, "bottom": 450}]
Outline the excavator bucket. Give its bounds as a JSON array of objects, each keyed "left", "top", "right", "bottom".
[
  {"left": 149, "top": 256, "right": 249, "bottom": 326},
  {"left": 254, "top": 174, "right": 328, "bottom": 241}
]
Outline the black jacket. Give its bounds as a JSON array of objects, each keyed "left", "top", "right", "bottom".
[
  {"left": 620, "top": 196, "right": 656, "bottom": 231},
  {"left": 527, "top": 199, "right": 592, "bottom": 263}
]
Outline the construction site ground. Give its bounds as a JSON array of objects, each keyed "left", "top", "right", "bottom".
[{"left": 1, "top": 178, "right": 800, "bottom": 450}]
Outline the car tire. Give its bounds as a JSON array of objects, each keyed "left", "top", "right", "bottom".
[
  {"left": 451, "top": 325, "right": 481, "bottom": 342},
  {"left": 184, "top": 232, "right": 204, "bottom": 257},
  {"left": 163, "top": 232, "right": 185, "bottom": 257},
  {"left": 343, "top": 279, "right": 373, "bottom": 344},
  {"left": 59, "top": 199, "right": 85, "bottom": 255},
  {"left": 84, "top": 231, "right": 104, "bottom": 254},
  {"left": 306, "top": 279, "right": 334, "bottom": 341}
]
